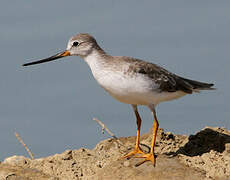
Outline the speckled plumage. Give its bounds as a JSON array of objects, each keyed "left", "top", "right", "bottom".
[{"left": 68, "top": 34, "right": 214, "bottom": 95}]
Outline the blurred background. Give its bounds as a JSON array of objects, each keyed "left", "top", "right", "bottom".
[{"left": 0, "top": 0, "right": 229, "bottom": 161}]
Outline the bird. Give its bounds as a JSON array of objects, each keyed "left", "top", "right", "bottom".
[{"left": 23, "top": 33, "right": 215, "bottom": 166}]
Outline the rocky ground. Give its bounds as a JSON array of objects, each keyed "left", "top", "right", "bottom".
[{"left": 0, "top": 126, "right": 230, "bottom": 180}]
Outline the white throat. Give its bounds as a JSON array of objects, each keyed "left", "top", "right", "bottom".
[{"left": 83, "top": 50, "right": 107, "bottom": 80}]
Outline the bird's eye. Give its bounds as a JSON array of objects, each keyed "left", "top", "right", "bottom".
[{"left": 73, "top": 41, "right": 79, "bottom": 46}]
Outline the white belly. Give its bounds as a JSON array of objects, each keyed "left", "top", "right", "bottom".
[
  {"left": 84, "top": 54, "right": 186, "bottom": 106},
  {"left": 94, "top": 70, "right": 186, "bottom": 105}
]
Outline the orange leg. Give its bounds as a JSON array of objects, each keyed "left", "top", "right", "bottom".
[
  {"left": 135, "top": 105, "right": 159, "bottom": 166},
  {"left": 123, "top": 105, "right": 144, "bottom": 159},
  {"left": 123, "top": 104, "right": 159, "bottom": 167},
  {"left": 126, "top": 105, "right": 159, "bottom": 166}
]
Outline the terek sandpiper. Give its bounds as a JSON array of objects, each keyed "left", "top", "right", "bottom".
[{"left": 23, "top": 33, "right": 215, "bottom": 166}]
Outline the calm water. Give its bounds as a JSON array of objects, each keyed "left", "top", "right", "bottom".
[{"left": 0, "top": 1, "right": 229, "bottom": 161}]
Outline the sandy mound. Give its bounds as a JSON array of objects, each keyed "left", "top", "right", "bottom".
[{"left": 1, "top": 126, "right": 229, "bottom": 180}]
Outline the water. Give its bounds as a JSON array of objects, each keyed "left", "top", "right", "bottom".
[{"left": 0, "top": 0, "right": 229, "bottom": 161}]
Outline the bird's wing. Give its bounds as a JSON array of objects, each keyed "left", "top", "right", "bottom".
[{"left": 127, "top": 59, "right": 194, "bottom": 94}]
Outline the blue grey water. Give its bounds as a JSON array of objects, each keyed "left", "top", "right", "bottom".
[{"left": 0, "top": 1, "right": 229, "bottom": 161}]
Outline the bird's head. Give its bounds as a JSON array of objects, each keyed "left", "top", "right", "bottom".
[
  {"left": 23, "top": 33, "right": 99, "bottom": 66},
  {"left": 67, "top": 33, "right": 98, "bottom": 57}
]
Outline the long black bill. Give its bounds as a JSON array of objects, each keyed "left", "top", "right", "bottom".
[{"left": 22, "top": 50, "right": 70, "bottom": 66}]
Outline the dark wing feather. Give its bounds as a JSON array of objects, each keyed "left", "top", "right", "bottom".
[
  {"left": 127, "top": 59, "right": 205, "bottom": 94},
  {"left": 179, "top": 77, "right": 215, "bottom": 90}
]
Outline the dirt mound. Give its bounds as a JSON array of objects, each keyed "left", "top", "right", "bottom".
[
  {"left": 178, "top": 127, "right": 230, "bottom": 179},
  {"left": 0, "top": 126, "right": 229, "bottom": 180}
]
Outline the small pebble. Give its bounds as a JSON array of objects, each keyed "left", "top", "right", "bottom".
[
  {"left": 123, "top": 161, "right": 130, "bottom": 167},
  {"left": 225, "top": 143, "right": 230, "bottom": 153}
]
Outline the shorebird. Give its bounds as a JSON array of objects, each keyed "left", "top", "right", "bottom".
[{"left": 23, "top": 33, "right": 214, "bottom": 166}]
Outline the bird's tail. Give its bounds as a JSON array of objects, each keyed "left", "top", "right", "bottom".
[{"left": 180, "top": 77, "right": 215, "bottom": 92}]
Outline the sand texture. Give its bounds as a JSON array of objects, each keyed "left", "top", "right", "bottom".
[{"left": 1, "top": 126, "right": 230, "bottom": 180}]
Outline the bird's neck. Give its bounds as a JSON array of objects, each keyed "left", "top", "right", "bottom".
[
  {"left": 83, "top": 47, "right": 111, "bottom": 68},
  {"left": 82, "top": 47, "right": 112, "bottom": 79}
]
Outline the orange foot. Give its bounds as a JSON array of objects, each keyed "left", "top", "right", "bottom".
[
  {"left": 134, "top": 153, "right": 156, "bottom": 167},
  {"left": 122, "top": 147, "right": 156, "bottom": 166},
  {"left": 122, "top": 147, "right": 145, "bottom": 159}
]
